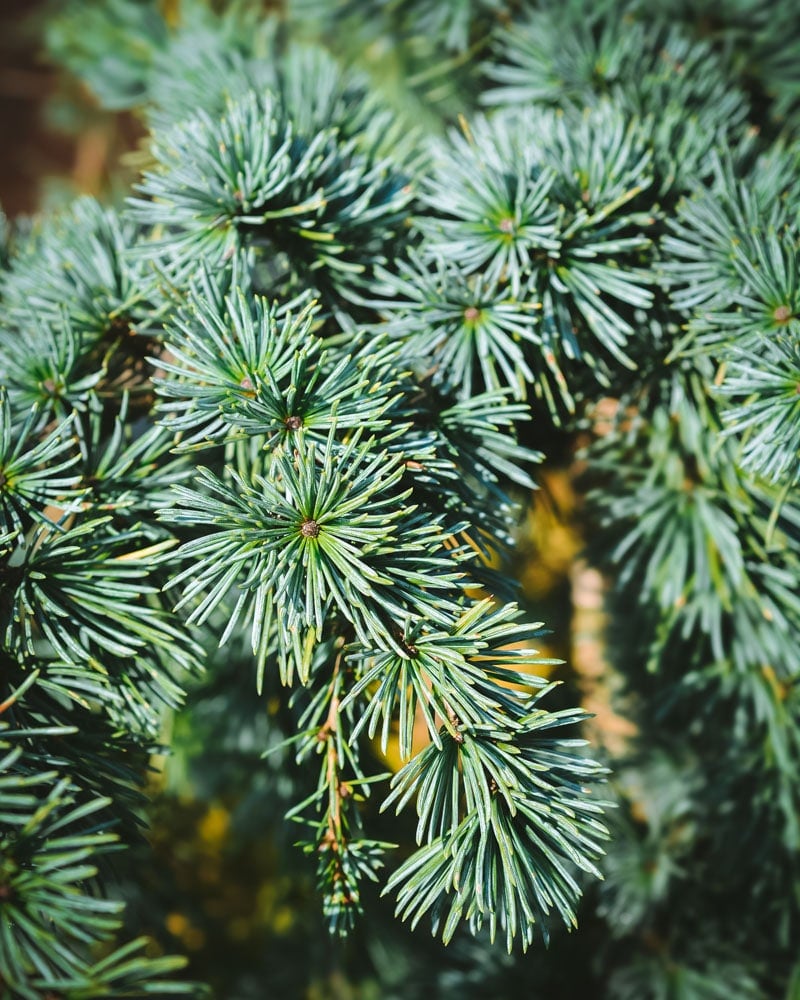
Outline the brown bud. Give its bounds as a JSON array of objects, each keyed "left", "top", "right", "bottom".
[
  {"left": 300, "top": 519, "right": 320, "bottom": 538},
  {"left": 773, "top": 304, "right": 793, "bottom": 324}
]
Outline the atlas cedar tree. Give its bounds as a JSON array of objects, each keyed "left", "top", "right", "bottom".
[{"left": 1, "top": 1, "right": 798, "bottom": 997}]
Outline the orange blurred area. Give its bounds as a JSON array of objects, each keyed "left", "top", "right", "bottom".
[{"left": 0, "top": 0, "right": 143, "bottom": 218}]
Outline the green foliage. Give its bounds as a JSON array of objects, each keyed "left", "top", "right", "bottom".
[
  {"left": 130, "top": 89, "right": 414, "bottom": 316},
  {"left": 1, "top": 196, "right": 155, "bottom": 342},
  {"left": 0, "top": 397, "right": 81, "bottom": 532},
  {"left": 384, "top": 680, "right": 606, "bottom": 951},
  {"left": 407, "top": 103, "right": 658, "bottom": 416},
  {"left": 2, "top": 0, "right": 799, "bottom": 996},
  {"left": 483, "top": 1, "right": 752, "bottom": 193},
  {"left": 0, "top": 742, "right": 195, "bottom": 999},
  {"left": 154, "top": 283, "right": 395, "bottom": 448},
  {"left": 719, "top": 336, "right": 800, "bottom": 484},
  {"left": 44, "top": 0, "right": 167, "bottom": 111}
]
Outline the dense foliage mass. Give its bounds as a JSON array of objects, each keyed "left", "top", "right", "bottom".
[{"left": 1, "top": 1, "right": 799, "bottom": 997}]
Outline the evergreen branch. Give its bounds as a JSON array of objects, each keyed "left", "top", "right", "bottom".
[
  {"left": 128, "top": 89, "right": 413, "bottom": 308},
  {"left": 289, "top": 646, "right": 394, "bottom": 934},
  {"left": 0, "top": 736, "right": 202, "bottom": 998},
  {"left": 155, "top": 284, "right": 398, "bottom": 451},
  {"left": 0, "top": 394, "right": 84, "bottom": 534},
  {"left": 160, "top": 427, "right": 463, "bottom": 684},
  {"left": 383, "top": 694, "right": 607, "bottom": 950}
]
